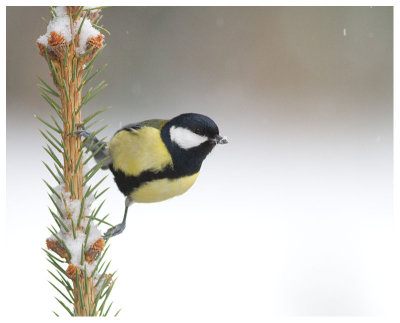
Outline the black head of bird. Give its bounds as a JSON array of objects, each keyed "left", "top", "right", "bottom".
[{"left": 161, "top": 113, "right": 228, "bottom": 175}]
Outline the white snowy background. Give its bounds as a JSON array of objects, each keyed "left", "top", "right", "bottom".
[{"left": 5, "top": 6, "right": 398, "bottom": 321}]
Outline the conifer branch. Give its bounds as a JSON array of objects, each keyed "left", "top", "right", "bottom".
[{"left": 37, "top": 6, "right": 118, "bottom": 316}]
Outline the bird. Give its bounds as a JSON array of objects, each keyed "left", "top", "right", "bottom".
[{"left": 76, "top": 113, "right": 228, "bottom": 239}]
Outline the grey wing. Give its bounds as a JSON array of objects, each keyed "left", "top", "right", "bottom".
[{"left": 116, "top": 119, "right": 168, "bottom": 134}]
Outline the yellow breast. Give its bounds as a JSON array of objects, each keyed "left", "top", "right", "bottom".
[
  {"left": 109, "top": 127, "right": 172, "bottom": 176},
  {"left": 130, "top": 172, "right": 199, "bottom": 203}
]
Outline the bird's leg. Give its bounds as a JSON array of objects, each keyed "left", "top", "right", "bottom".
[
  {"left": 103, "top": 198, "right": 132, "bottom": 239},
  {"left": 75, "top": 124, "right": 111, "bottom": 169}
]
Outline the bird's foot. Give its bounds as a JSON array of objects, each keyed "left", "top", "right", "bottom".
[
  {"left": 103, "top": 222, "right": 126, "bottom": 239},
  {"left": 74, "top": 128, "right": 91, "bottom": 138}
]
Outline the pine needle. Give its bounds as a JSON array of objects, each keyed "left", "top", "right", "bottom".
[
  {"left": 85, "top": 175, "right": 108, "bottom": 198},
  {"left": 84, "top": 223, "right": 91, "bottom": 241},
  {"left": 38, "top": 84, "right": 59, "bottom": 99},
  {"left": 95, "top": 261, "right": 111, "bottom": 287},
  {"left": 94, "top": 273, "right": 115, "bottom": 312},
  {"left": 42, "top": 161, "right": 61, "bottom": 184},
  {"left": 43, "top": 248, "right": 65, "bottom": 263},
  {"left": 85, "top": 216, "right": 113, "bottom": 227},
  {"left": 78, "top": 46, "right": 95, "bottom": 59},
  {"left": 47, "top": 270, "right": 70, "bottom": 291},
  {"left": 46, "top": 129, "right": 64, "bottom": 150},
  {"left": 93, "top": 24, "right": 110, "bottom": 35},
  {"left": 50, "top": 61, "right": 62, "bottom": 87},
  {"left": 63, "top": 43, "right": 69, "bottom": 68},
  {"left": 44, "top": 47, "right": 52, "bottom": 70},
  {"left": 83, "top": 107, "right": 111, "bottom": 125},
  {"left": 92, "top": 200, "right": 106, "bottom": 220},
  {"left": 84, "top": 160, "right": 106, "bottom": 185},
  {"left": 73, "top": 6, "right": 84, "bottom": 20},
  {"left": 40, "top": 93, "right": 65, "bottom": 123},
  {"left": 77, "top": 12, "right": 88, "bottom": 35},
  {"left": 78, "top": 280, "right": 85, "bottom": 310},
  {"left": 82, "top": 65, "right": 94, "bottom": 85},
  {"left": 63, "top": 80, "right": 70, "bottom": 102},
  {"left": 49, "top": 208, "right": 69, "bottom": 231},
  {"left": 69, "top": 178, "right": 75, "bottom": 197},
  {"left": 99, "top": 281, "right": 116, "bottom": 315},
  {"left": 43, "top": 179, "right": 61, "bottom": 200},
  {"left": 40, "top": 130, "right": 62, "bottom": 154},
  {"left": 77, "top": 197, "right": 85, "bottom": 227},
  {"left": 72, "top": 59, "right": 77, "bottom": 82},
  {"left": 84, "top": 64, "right": 108, "bottom": 85},
  {"left": 35, "top": 114, "right": 61, "bottom": 134},
  {"left": 49, "top": 281, "right": 73, "bottom": 304},
  {"left": 94, "top": 187, "right": 110, "bottom": 203},
  {"left": 83, "top": 140, "right": 107, "bottom": 165},
  {"left": 74, "top": 151, "right": 84, "bottom": 174},
  {"left": 81, "top": 244, "right": 85, "bottom": 266},
  {"left": 38, "top": 76, "right": 59, "bottom": 96},
  {"left": 86, "top": 118, "right": 104, "bottom": 130},
  {"left": 80, "top": 125, "right": 109, "bottom": 154},
  {"left": 84, "top": 265, "right": 89, "bottom": 294},
  {"left": 55, "top": 298, "right": 74, "bottom": 316},
  {"left": 50, "top": 114, "right": 63, "bottom": 133},
  {"left": 103, "top": 301, "right": 113, "bottom": 316},
  {"left": 47, "top": 258, "right": 66, "bottom": 277},
  {"left": 95, "top": 14, "right": 103, "bottom": 25},
  {"left": 81, "top": 83, "right": 108, "bottom": 106},
  {"left": 48, "top": 193, "right": 64, "bottom": 219},
  {"left": 54, "top": 163, "right": 66, "bottom": 183},
  {"left": 70, "top": 217, "right": 77, "bottom": 239},
  {"left": 43, "top": 145, "right": 63, "bottom": 169},
  {"left": 84, "top": 6, "right": 110, "bottom": 11},
  {"left": 91, "top": 244, "right": 110, "bottom": 277},
  {"left": 84, "top": 44, "right": 107, "bottom": 71},
  {"left": 39, "top": 88, "right": 61, "bottom": 110}
]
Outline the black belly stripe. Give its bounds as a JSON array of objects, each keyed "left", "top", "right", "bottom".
[{"left": 110, "top": 164, "right": 196, "bottom": 197}]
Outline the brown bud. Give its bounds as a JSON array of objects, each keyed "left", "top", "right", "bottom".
[
  {"left": 80, "top": 34, "right": 105, "bottom": 62},
  {"left": 88, "top": 10, "right": 100, "bottom": 23},
  {"left": 104, "top": 273, "right": 115, "bottom": 286},
  {"left": 67, "top": 6, "right": 81, "bottom": 18},
  {"left": 48, "top": 31, "right": 67, "bottom": 59},
  {"left": 88, "top": 34, "right": 104, "bottom": 50},
  {"left": 66, "top": 264, "right": 78, "bottom": 279},
  {"left": 37, "top": 42, "right": 46, "bottom": 56},
  {"left": 85, "top": 237, "right": 105, "bottom": 264},
  {"left": 46, "top": 238, "right": 69, "bottom": 260}
]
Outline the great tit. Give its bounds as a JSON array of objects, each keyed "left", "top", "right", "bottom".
[{"left": 76, "top": 113, "right": 228, "bottom": 238}]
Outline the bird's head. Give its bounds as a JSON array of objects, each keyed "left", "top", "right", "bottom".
[
  {"left": 161, "top": 113, "right": 228, "bottom": 172},
  {"left": 168, "top": 113, "right": 227, "bottom": 149}
]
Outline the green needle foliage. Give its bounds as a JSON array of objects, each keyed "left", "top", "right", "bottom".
[{"left": 37, "top": 6, "right": 119, "bottom": 317}]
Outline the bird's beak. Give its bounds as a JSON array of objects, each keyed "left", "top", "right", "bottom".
[{"left": 214, "top": 135, "right": 228, "bottom": 145}]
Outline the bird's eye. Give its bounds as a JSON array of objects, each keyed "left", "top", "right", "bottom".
[{"left": 194, "top": 128, "right": 201, "bottom": 135}]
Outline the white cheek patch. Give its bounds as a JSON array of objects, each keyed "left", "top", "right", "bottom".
[{"left": 170, "top": 126, "right": 208, "bottom": 150}]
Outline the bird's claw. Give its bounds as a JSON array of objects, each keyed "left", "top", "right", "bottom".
[
  {"left": 103, "top": 222, "right": 126, "bottom": 239},
  {"left": 74, "top": 123, "right": 90, "bottom": 137},
  {"left": 74, "top": 129, "right": 91, "bottom": 138}
]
